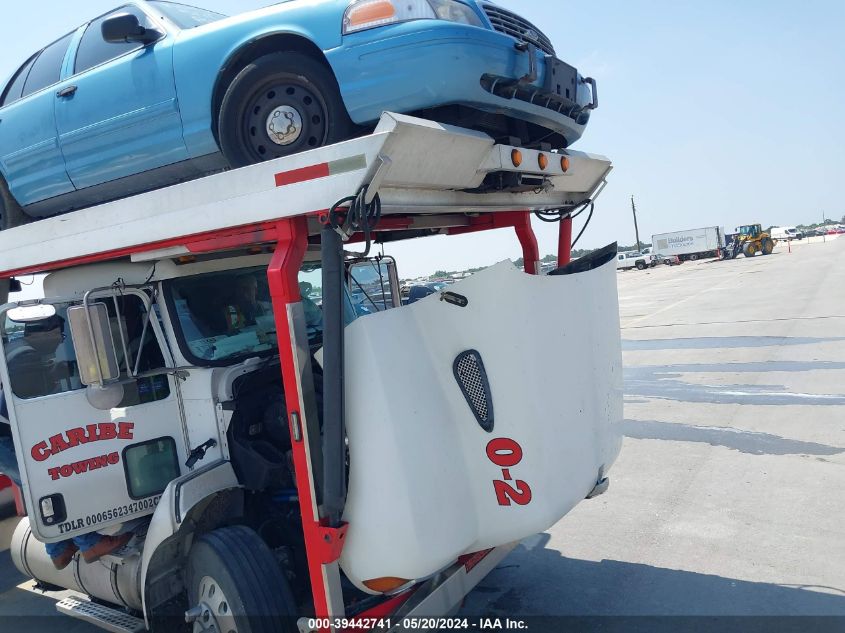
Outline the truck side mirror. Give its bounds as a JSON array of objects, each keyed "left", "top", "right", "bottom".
[
  {"left": 67, "top": 303, "right": 120, "bottom": 386},
  {"left": 67, "top": 303, "right": 124, "bottom": 409}
]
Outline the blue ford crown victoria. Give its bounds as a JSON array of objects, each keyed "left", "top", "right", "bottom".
[{"left": 0, "top": 0, "right": 597, "bottom": 228}]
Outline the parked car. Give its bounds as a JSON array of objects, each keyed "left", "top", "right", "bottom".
[
  {"left": 0, "top": 0, "right": 598, "bottom": 229},
  {"left": 403, "top": 284, "right": 439, "bottom": 305},
  {"left": 616, "top": 252, "right": 656, "bottom": 271},
  {"left": 654, "top": 253, "right": 681, "bottom": 266}
]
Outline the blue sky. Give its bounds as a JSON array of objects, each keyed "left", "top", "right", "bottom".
[{"left": 1, "top": 0, "right": 843, "bottom": 278}]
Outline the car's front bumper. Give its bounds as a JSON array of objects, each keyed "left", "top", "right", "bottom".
[{"left": 327, "top": 22, "right": 594, "bottom": 146}]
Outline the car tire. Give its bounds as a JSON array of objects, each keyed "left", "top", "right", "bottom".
[
  {"left": 636, "top": 261, "right": 646, "bottom": 270},
  {"left": 219, "top": 52, "right": 354, "bottom": 169},
  {"left": 0, "top": 176, "right": 30, "bottom": 231},
  {"left": 185, "top": 525, "right": 296, "bottom": 633}
]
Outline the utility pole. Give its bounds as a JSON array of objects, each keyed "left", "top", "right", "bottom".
[{"left": 631, "top": 196, "right": 642, "bottom": 252}]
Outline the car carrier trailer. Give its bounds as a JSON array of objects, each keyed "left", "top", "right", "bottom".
[{"left": 0, "top": 113, "right": 620, "bottom": 633}]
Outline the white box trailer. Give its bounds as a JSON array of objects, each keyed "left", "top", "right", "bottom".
[{"left": 652, "top": 226, "right": 726, "bottom": 261}]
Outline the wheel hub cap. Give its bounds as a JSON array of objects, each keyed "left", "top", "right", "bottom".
[
  {"left": 191, "top": 576, "right": 236, "bottom": 633},
  {"left": 266, "top": 106, "right": 303, "bottom": 146}
]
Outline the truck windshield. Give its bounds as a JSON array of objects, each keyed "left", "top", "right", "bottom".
[{"left": 165, "top": 264, "right": 356, "bottom": 365}]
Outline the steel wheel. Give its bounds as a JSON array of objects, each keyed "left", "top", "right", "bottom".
[
  {"left": 219, "top": 52, "right": 354, "bottom": 169},
  {"left": 185, "top": 526, "right": 296, "bottom": 633},
  {"left": 189, "top": 575, "right": 238, "bottom": 633},
  {"left": 243, "top": 80, "right": 328, "bottom": 161}
]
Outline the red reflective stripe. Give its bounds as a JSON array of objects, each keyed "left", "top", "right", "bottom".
[{"left": 275, "top": 163, "right": 330, "bottom": 187}]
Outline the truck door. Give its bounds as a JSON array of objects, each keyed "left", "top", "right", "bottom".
[{"left": 0, "top": 290, "right": 189, "bottom": 543}]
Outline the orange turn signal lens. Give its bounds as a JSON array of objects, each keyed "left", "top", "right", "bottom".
[
  {"left": 538, "top": 153, "right": 548, "bottom": 170},
  {"left": 561, "top": 156, "right": 570, "bottom": 172},
  {"left": 345, "top": 0, "right": 397, "bottom": 30},
  {"left": 511, "top": 149, "right": 523, "bottom": 167},
  {"left": 363, "top": 576, "right": 412, "bottom": 593}
]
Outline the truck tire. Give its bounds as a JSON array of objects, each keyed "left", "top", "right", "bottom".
[
  {"left": 185, "top": 525, "right": 296, "bottom": 633},
  {"left": 689, "top": 254, "right": 699, "bottom": 261},
  {"left": 219, "top": 52, "right": 354, "bottom": 169},
  {"left": 0, "top": 176, "right": 29, "bottom": 231},
  {"left": 743, "top": 242, "right": 757, "bottom": 257},
  {"left": 636, "top": 261, "right": 646, "bottom": 270},
  {"left": 761, "top": 238, "right": 774, "bottom": 255}
]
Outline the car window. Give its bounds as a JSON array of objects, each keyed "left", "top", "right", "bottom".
[
  {"left": 75, "top": 7, "right": 156, "bottom": 74},
  {"left": 22, "top": 33, "right": 74, "bottom": 98},
  {"left": 1, "top": 56, "right": 37, "bottom": 107}
]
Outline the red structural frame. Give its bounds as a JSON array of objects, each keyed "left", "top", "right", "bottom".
[{"left": 0, "top": 208, "right": 548, "bottom": 624}]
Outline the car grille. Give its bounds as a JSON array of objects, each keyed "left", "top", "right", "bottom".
[{"left": 482, "top": 3, "right": 555, "bottom": 56}]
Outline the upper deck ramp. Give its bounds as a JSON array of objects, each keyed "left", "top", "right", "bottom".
[{"left": 0, "top": 113, "right": 610, "bottom": 278}]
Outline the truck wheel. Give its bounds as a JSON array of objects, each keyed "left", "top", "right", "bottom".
[
  {"left": 186, "top": 526, "right": 296, "bottom": 633},
  {"left": 0, "top": 176, "right": 29, "bottom": 231},
  {"left": 743, "top": 242, "right": 757, "bottom": 257},
  {"left": 689, "top": 254, "right": 699, "bottom": 261},
  {"left": 219, "top": 52, "right": 354, "bottom": 169},
  {"left": 636, "top": 261, "right": 646, "bottom": 270},
  {"left": 761, "top": 238, "right": 774, "bottom": 255}
]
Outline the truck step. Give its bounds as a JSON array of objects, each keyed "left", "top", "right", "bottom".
[{"left": 56, "top": 596, "right": 145, "bottom": 633}]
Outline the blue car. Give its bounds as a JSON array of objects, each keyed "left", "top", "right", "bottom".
[{"left": 0, "top": 0, "right": 597, "bottom": 228}]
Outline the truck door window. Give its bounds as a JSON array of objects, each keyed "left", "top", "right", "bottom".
[{"left": 2, "top": 295, "right": 169, "bottom": 405}]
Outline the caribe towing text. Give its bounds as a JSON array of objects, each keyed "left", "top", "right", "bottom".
[{"left": 29, "top": 422, "right": 135, "bottom": 481}]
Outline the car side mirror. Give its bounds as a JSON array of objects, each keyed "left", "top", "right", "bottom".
[{"left": 102, "top": 13, "right": 162, "bottom": 45}]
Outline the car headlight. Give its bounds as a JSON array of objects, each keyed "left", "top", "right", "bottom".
[{"left": 343, "top": 0, "right": 483, "bottom": 35}]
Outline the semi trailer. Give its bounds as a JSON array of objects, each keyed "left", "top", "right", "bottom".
[
  {"left": 652, "top": 226, "right": 726, "bottom": 261},
  {"left": 0, "top": 113, "right": 620, "bottom": 633}
]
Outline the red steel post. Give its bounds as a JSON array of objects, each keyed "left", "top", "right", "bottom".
[{"left": 558, "top": 215, "right": 573, "bottom": 266}]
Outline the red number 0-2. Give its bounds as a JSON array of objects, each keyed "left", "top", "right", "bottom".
[{"left": 493, "top": 480, "right": 532, "bottom": 506}]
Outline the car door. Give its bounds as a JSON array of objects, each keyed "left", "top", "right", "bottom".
[
  {"left": 54, "top": 5, "right": 188, "bottom": 191},
  {"left": 0, "top": 34, "right": 77, "bottom": 206}
]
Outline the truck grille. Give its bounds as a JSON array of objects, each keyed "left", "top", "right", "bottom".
[{"left": 482, "top": 4, "right": 555, "bottom": 56}]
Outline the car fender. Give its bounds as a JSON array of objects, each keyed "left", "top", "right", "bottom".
[
  {"left": 140, "top": 459, "right": 242, "bottom": 624},
  {"left": 170, "top": 6, "right": 345, "bottom": 159}
]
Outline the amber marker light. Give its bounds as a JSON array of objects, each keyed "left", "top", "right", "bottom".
[
  {"left": 345, "top": 0, "right": 397, "bottom": 30},
  {"left": 561, "top": 156, "right": 570, "bottom": 172},
  {"left": 538, "top": 153, "right": 548, "bottom": 170},
  {"left": 511, "top": 149, "right": 523, "bottom": 167},
  {"left": 363, "top": 576, "right": 411, "bottom": 593}
]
